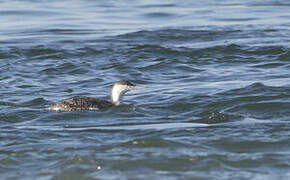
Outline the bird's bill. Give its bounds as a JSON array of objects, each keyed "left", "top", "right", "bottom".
[{"left": 129, "top": 85, "right": 145, "bottom": 90}]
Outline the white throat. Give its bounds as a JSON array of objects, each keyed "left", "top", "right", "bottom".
[{"left": 110, "top": 84, "right": 128, "bottom": 105}]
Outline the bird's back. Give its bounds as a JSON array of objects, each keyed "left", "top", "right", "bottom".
[{"left": 47, "top": 96, "right": 113, "bottom": 111}]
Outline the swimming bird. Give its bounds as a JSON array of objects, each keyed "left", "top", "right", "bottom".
[{"left": 47, "top": 80, "right": 143, "bottom": 112}]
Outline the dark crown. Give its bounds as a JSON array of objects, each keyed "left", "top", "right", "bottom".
[{"left": 115, "top": 80, "right": 135, "bottom": 86}]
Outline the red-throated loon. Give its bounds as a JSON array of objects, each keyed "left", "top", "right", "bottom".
[{"left": 47, "top": 80, "right": 143, "bottom": 112}]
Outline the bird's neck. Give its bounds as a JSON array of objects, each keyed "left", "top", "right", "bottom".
[{"left": 110, "top": 86, "right": 123, "bottom": 105}]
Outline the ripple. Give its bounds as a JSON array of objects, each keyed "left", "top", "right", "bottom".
[
  {"left": 213, "top": 83, "right": 290, "bottom": 120},
  {"left": 40, "top": 62, "right": 88, "bottom": 76},
  {"left": 137, "top": 3, "right": 177, "bottom": 8},
  {"left": 14, "top": 123, "right": 210, "bottom": 132},
  {"left": 20, "top": 98, "right": 48, "bottom": 107},
  {"left": 248, "top": 46, "right": 287, "bottom": 56},
  {"left": 119, "top": 137, "right": 185, "bottom": 148},
  {"left": 279, "top": 50, "right": 290, "bottom": 61},
  {"left": 143, "top": 12, "right": 178, "bottom": 18},
  {"left": 214, "top": 17, "right": 259, "bottom": 22},
  {"left": 0, "top": 10, "right": 64, "bottom": 17},
  {"left": 252, "top": 62, "right": 285, "bottom": 69}
]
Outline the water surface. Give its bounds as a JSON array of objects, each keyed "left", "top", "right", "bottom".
[{"left": 1, "top": 0, "right": 290, "bottom": 179}]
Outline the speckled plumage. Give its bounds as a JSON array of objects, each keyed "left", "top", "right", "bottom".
[
  {"left": 47, "top": 80, "right": 141, "bottom": 112},
  {"left": 48, "top": 96, "right": 114, "bottom": 111}
]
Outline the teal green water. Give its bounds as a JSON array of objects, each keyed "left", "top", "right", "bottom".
[{"left": 1, "top": 0, "right": 290, "bottom": 179}]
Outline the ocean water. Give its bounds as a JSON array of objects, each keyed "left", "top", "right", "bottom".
[{"left": 1, "top": 0, "right": 290, "bottom": 179}]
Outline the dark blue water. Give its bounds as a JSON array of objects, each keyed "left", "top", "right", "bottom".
[{"left": 1, "top": 0, "right": 290, "bottom": 179}]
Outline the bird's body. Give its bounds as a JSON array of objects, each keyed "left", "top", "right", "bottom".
[
  {"left": 47, "top": 96, "right": 113, "bottom": 111},
  {"left": 47, "top": 80, "right": 142, "bottom": 112}
]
